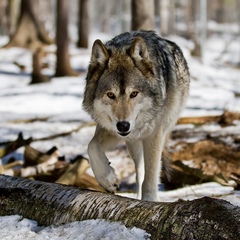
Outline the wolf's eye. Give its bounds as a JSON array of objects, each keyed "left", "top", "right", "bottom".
[
  {"left": 130, "top": 91, "right": 139, "bottom": 98},
  {"left": 107, "top": 92, "right": 115, "bottom": 99}
]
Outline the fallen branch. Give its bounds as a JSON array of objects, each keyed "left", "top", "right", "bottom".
[
  {"left": 0, "top": 175, "right": 239, "bottom": 240},
  {"left": 168, "top": 139, "right": 240, "bottom": 187},
  {"left": 0, "top": 122, "right": 94, "bottom": 149},
  {"left": 1, "top": 145, "right": 67, "bottom": 179},
  {"left": 9, "top": 116, "right": 51, "bottom": 124},
  {"left": 56, "top": 156, "right": 105, "bottom": 192},
  {"left": 0, "top": 133, "right": 32, "bottom": 157},
  {"left": 33, "top": 122, "right": 95, "bottom": 142},
  {"left": 177, "top": 110, "right": 240, "bottom": 125}
]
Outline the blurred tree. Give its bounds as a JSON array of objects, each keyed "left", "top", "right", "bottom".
[
  {"left": 55, "top": 0, "right": 78, "bottom": 77},
  {"left": 237, "top": 0, "right": 240, "bottom": 65},
  {"left": 185, "top": 0, "right": 197, "bottom": 39},
  {"left": 168, "top": 0, "right": 175, "bottom": 35},
  {"left": 121, "top": 0, "right": 131, "bottom": 33},
  {"left": 131, "top": 0, "right": 154, "bottom": 30},
  {"left": 157, "top": 0, "right": 171, "bottom": 36},
  {"left": 77, "top": 0, "right": 90, "bottom": 48},
  {"left": 30, "top": 47, "right": 50, "bottom": 84},
  {"left": 7, "top": 0, "right": 19, "bottom": 36},
  {"left": 0, "top": 0, "right": 8, "bottom": 35},
  {"left": 4, "top": 0, "right": 53, "bottom": 49},
  {"left": 99, "top": 0, "right": 112, "bottom": 33},
  {"left": 215, "top": 0, "right": 225, "bottom": 23},
  {"left": 200, "top": 0, "right": 207, "bottom": 63}
]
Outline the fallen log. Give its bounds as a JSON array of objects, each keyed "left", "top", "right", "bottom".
[{"left": 0, "top": 175, "right": 239, "bottom": 240}]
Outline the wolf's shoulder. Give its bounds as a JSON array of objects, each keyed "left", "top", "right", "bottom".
[
  {"left": 105, "top": 30, "right": 181, "bottom": 56},
  {"left": 105, "top": 30, "right": 161, "bottom": 48}
]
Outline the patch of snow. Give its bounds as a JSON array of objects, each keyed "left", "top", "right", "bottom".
[
  {"left": 0, "top": 216, "right": 150, "bottom": 240},
  {"left": 120, "top": 182, "right": 240, "bottom": 207}
]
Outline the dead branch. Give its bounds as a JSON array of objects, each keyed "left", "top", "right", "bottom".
[
  {"left": 177, "top": 110, "right": 240, "bottom": 125},
  {"left": 0, "top": 133, "right": 32, "bottom": 158},
  {"left": 0, "top": 175, "right": 239, "bottom": 240},
  {"left": 0, "top": 122, "right": 95, "bottom": 147},
  {"left": 166, "top": 139, "right": 240, "bottom": 189},
  {"left": 56, "top": 156, "right": 105, "bottom": 192}
]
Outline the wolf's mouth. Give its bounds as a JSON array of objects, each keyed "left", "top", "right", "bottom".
[{"left": 118, "top": 131, "right": 131, "bottom": 137}]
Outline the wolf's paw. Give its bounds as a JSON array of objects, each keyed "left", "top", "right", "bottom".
[{"left": 96, "top": 167, "right": 118, "bottom": 193}]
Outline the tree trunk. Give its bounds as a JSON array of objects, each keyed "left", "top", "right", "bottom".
[
  {"left": 55, "top": 0, "right": 78, "bottom": 77},
  {"left": 185, "top": 0, "right": 195, "bottom": 39},
  {"left": 168, "top": 0, "right": 175, "bottom": 35},
  {"left": 77, "top": 0, "right": 90, "bottom": 48},
  {"left": 7, "top": 0, "right": 19, "bottom": 35},
  {"left": 0, "top": 175, "right": 239, "bottom": 240},
  {"left": 215, "top": 0, "right": 225, "bottom": 23},
  {"left": 4, "top": 0, "right": 53, "bottom": 49},
  {"left": 121, "top": 0, "right": 130, "bottom": 33},
  {"left": 30, "top": 47, "right": 50, "bottom": 84},
  {"left": 237, "top": 0, "right": 240, "bottom": 65},
  {"left": 200, "top": 0, "right": 207, "bottom": 64},
  {"left": 0, "top": 0, "right": 8, "bottom": 35},
  {"left": 158, "top": 0, "right": 169, "bottom": 36},
  {"left": 131, "top": 0, "right": 154, "bottom": 31}
]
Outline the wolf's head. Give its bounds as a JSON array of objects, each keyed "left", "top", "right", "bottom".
[{"left": 83, "top": 36, "right": 163, "bottom": 138}]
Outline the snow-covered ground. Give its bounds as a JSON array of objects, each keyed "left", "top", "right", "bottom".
[{"left": 0, "top": 32, "right": 240, "bottom": 239}]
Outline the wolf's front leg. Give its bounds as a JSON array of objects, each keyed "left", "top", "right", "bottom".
[
  {"left": 87, "top": 127, "right": 119, "bottom": 193},
  {"left": 126, "top": 140, "right": 144, "bottom": 199},
  {"left": 142, "top": 130, "right": 166, "bottom": 201}
]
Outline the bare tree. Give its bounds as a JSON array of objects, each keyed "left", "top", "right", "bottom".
[
  {"left": 237, "top": 0, "right": 240, "bottom": 65},
  {"left": 131, "top": 0, "right": 154, "bottom": 31},
  {"left": 4, "top": 0, "right": 53, "bottom": 49},
  {"left": 0, "top": 0, "right": 8, "bottom": 35},
  {"left": 215, "top": 0, "right": 225, "bottom": 23},
  {"left": 200, "top": 0, "right": 207, "bottom": 63},
  {"left": 121, "top": 0, "right": 131, "bottom": 33},
  {"left": 99, "top": 0, "right": 112, "bottom": 33},
  {"left": 0, "top": 175, "right": 240, "bottom": 240},
  {"left": 7, "top": 0, "right": 19, "bottom": 35},
  {"left": 168, "top": 0, "right": 175, "bottom": 35},
  {"left": 30, "top": 47, "right": 50, "bottom": 84},
  {"left": 77, "top": 0, "right": 90, "bottom": 48},
  {"left": 185, "top": 0, "right": 197, "bottom": 39},
  {"left": 55, "top": 0, "right": 78, "bottom": 77}
]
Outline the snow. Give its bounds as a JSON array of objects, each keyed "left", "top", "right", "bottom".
[
  {"left": 120, "top": 182, "right": 240, "bottom": 207},
  {"left": 0, "top": 31, "right": 240, "bottom": 238},
  {"left": 0, "top": 216, "right": 150, "bottom": 240}
]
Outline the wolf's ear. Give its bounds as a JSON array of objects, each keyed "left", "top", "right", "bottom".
[
  {"left": 91, "top": 39, "right": 109, "bottom": 66},
  {"left": 130, "top": 37, "right": 149, "bottom": 61},
  {"left": 130, "top": 37, "right": 154, "bottom": 76}
]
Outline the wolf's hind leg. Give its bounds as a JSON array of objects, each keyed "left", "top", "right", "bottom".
[
  {"left": 126, "top": 140, "right": 144, "bottom": 199},
  {"left": 87, "top": 128, "right": 119, "bottom": 193}
]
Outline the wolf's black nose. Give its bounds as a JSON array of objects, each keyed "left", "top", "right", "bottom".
[{"left": 116, "top": 121, "right": 130, "bottom": 133}]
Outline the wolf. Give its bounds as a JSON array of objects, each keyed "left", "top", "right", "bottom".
[{"left": 83, "top": 30, "right": 190, "bottom": 201}]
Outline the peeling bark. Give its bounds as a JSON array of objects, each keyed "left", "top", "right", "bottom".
[{"left": 0, "top": 175, "right": 239, "bottom": 240}]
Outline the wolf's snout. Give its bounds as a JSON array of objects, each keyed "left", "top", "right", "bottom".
[{"left": 116, "top": 121, "right": 130, "bottom": 136}]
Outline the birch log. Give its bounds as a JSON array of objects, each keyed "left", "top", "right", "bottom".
[{"left": 0, "top": 175, "right": 239, "bottom": 240}]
